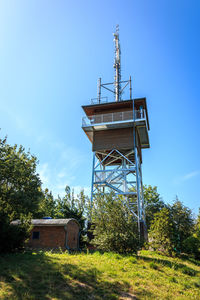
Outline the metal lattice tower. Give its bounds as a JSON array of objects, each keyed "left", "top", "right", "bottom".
[{"left": 82, "top": 27, "right": 150, "bottom": 240}]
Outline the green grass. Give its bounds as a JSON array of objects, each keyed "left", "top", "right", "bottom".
[{"left": 0, "top": 250, "right": 200, "bottom": 299}]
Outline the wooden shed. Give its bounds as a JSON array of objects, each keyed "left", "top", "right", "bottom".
[{"left": 11, "top": 219, "right": 80, "bottom": 250}]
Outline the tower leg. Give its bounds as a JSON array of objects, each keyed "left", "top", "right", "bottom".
[{"left": 91, "top": 152, "right": 96, "bottom": 209}]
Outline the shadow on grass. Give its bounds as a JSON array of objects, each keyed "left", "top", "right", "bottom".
[
  {"left": 138, "top": 255, "right": 198, "bottom": 276},
  {"left": 0, "top": 252, "right": 135, "bottom": 300},
  {"left": 187, "top": 257, "right": 200, "bottom": 266}
]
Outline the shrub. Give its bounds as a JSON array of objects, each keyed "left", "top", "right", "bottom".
[
  {"left": 183, "top": 236, "right": 200, "bottom": 259},
  {"left": 91, "top": 193, "right": 139, "bottom": 254},
  {"left": 148, "top": 208, "right": 174, "bottom": 255},
  {"left": 0, "top": 212, "right": 31, "bottom": 253}
]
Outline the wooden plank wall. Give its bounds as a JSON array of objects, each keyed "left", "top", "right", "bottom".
[{"left": 93, "top": 128, "right": 134, "bottom": 151}]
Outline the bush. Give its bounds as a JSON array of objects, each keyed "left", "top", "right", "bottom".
[
  {"left": 91, "top": 193, "right": 140, "bottom": 254},
  {"left": 0, "top": 211, "right": 31, "bottom": 253},
  {"left": 183, "top": 236, "right": 200, "bottom": 259},
  {"left": 148, "top": 208, "right": 174, "bottom": 256},
  {"left": 0, "top": 136, "right": 40, "bottom": 253}
]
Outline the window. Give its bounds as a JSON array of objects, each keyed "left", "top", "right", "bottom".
[{"left": 32, "top": 231, "right": 40, "bottom": 240}]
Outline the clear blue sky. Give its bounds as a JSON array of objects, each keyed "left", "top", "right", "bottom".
[{"left": 0, "top": 1, "right": 199, "bottom": 214}]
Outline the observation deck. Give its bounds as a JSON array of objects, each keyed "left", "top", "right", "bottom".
[{"left": 82, "top": 98, "right": 150, "bottom": 149}]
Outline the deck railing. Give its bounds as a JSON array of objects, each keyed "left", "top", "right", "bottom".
[
  {"left": 90, "top": 97, "right": 132, "bottom": 105},
  {"left": 91, "top": 97, "right": 108, "bottom": 105},
  {"left": 82, "top": 109, "right": 146, "bottom": 127}
]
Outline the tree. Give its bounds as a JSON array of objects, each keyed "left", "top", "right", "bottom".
[
  {"left": 148, "top": 198, "right": 196, "bottom": 256},
  {"left": 91, "top": 193, "right": 139, "bottom": 253},
  {"left": 148, "top": 207, "right": 174, "bottom": 255},
  {"left": 36, "top": 188, "right": 56, "bottom": 218},
  {"left": 183, "top": 208, "right": 200, "bottom": 259},
  {"left": 182, "top": 236, "right": 200, "bottom": 259},
  {"left": 0, "top": 136, "right": 42, "bottom": 252},
  {"left": 0, "top": 136, "right": 42, "bottom": 219},
  {"left": 169, "top": 197, "right": 194, "bottom": 253},
  {"left": 55, "top": 186, "right": 88, "bottom": 248},
  {"left": 196, "top": 208, "right": 200, "bottom": 238},
  {"left": 143, "top": 185, "right": 165, "bottom": 229},
  {"left": 0, "top": 210, "right": 31, "bottom": 253}
]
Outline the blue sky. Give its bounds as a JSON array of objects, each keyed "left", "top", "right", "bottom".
[{"left": 0, "top": 0, "right": 199, "bottom": 214}]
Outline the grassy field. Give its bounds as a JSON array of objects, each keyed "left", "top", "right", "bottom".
[{"left": 0, "top": 250, "right": 200, "bottom": 300}]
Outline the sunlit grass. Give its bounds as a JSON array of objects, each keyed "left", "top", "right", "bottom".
[{"left": 0, "top": 250, "right": 199, "bottom": 299}]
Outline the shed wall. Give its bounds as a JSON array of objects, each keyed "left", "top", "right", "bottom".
[{"left": 28, "top": 226, "right": 66, "bottom": 249}]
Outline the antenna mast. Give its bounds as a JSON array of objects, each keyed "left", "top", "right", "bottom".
[{"left": 113, "top": 25, "right": 121, "bottom": 102}]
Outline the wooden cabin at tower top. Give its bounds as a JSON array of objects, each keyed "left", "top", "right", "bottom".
[
  {"left": 82, "top": 98, "right": 149, "bottom": 121},
  {"left": 82, "top": 98, "right": 150, "bottom": 163}
]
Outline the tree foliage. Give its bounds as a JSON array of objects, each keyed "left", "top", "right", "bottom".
[
  {"left": 148, "top": 207, "right": 174, "bottom": 255},
  {"left": 0, "top": 136, "right": 42, "bottom": 219},
  {"left": 36, "top": 188, "right": 56, "bottom": 218},
  {"left": 143, "top": 185, "right": 165, "bottom": 229},
  {"left": 169, "top": 198, "right": 194, "bottom": 253},
  {"left": 196, "top": 209, "right": 200, "bottom": 241},
  {"left": 0, "top": 136, "right": 42, "bottom": 252},
  {"left": 183, "top": 208, "right": 200, "bottom": 259},
  {"left": 0, "top": 211, "right": 31, "bottom": 253},
  {"left": 54, "top": 186, "right": 89, "bottom": 247},
  {"left": 91, "top": 193, "right": 139, "bottom": 253},
  {"left": 148, "top": 197, "right": 196, "bottom": 256},
  {"left": 55, "top": 186, "right": 87, "bottom": 228}
]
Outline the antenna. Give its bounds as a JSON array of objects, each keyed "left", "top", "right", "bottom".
[
  {"left": 94, "top": 26, "right": 132, "bottom": 104},
  {"left": 113, "top": 24, "right": 121, "bottom": 102}
]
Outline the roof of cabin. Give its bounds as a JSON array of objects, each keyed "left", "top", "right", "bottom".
[
  {"left": 82, "top": 99, "right": 133, "bottom": 116},
  {"left": 11, "top": 218, "right": 79, "bottom": 227}
]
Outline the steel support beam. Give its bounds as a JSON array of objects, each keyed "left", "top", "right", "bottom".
[{"left": 91, "top": 148, "right": 146, "bottom": 236}]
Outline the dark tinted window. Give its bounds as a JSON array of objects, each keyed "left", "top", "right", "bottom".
[{"left": 32, "top": 231, "right": 40, "bottom": 239}]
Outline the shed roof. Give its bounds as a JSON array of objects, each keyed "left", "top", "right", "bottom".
[{"left": 11, "top": 218, "right": 79, "bottom": 227}]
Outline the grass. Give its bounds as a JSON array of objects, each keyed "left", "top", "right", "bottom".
[{"left": 0, "top": 250, "right": 200, "bottom": 299}]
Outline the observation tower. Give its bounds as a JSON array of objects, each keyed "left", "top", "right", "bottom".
[{"left": 82, "top": 26, "right": 150, "bottom": 239}]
